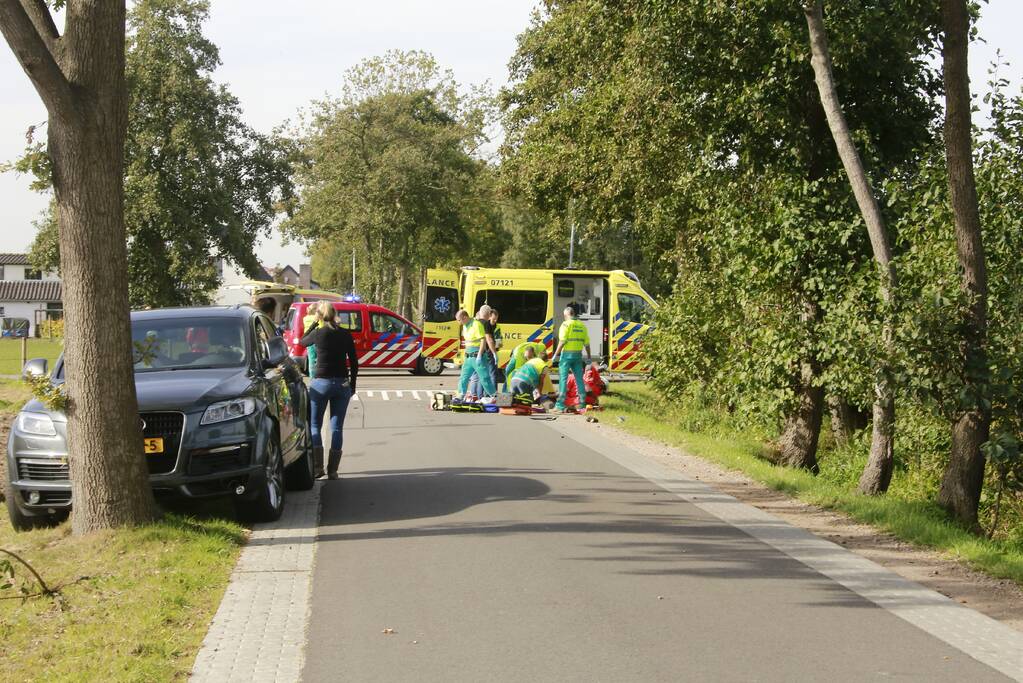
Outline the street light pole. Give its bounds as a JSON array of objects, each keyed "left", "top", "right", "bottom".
[{"left": 568, "top": 220, "right": 576, "bottom": 269}]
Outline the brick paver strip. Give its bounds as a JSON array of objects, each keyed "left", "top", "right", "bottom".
[
  {"left": 554, "top": 420, "right": 1023, "bottom": 681},
  {"left": 191, "top": 483, "right": 321, "bottom": 683}
]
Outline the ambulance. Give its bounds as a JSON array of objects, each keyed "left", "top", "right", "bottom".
[{"left": 421, "top": 267, "right": 656, "bottom": 375}]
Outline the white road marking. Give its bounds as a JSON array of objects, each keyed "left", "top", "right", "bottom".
[{"left": 343, "top": 388, "right": 457, "bottom": 400}]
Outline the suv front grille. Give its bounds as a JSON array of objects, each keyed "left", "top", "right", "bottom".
[
  {"left": 142, "top": 412, "right": 184, "bottom": 475},
  {"left": 17, "top": 459, "right": 70, "bottom": 482}
]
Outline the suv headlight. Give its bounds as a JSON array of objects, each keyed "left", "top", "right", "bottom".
[
  {"left": 16, "top": 412, "right": 57, "bottom": 437},
  {"left": 201, "top": 398, "right": 257, "bottom": 425}
]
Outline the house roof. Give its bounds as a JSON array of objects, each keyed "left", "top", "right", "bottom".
[
  {"left": 0, "top": 280, "right": 62, "bottom": 302},
  {"left": 0, "top": 253, "right": 30, "bottom": 266}
]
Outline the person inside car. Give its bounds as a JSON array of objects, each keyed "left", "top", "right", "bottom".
[{"left": 195, "top": 324, "right": 244, "bottom": 366}]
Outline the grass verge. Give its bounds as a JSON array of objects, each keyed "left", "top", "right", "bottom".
[
  {"left": 603, "top": 382, "right": 1023, "bottom": 586},
  {"left": 0, "top": 338, "right": 63, "bottom": 376},
  {"left": 0, "top": 377, "right": 31, "bottom": 417},
  {"left": 0, "top": 514, "right": 244, "bottom": 682}
]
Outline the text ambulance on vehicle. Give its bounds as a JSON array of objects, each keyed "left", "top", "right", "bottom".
[{"left": 420, "top": 267, "right": 656, "bottom": 375}]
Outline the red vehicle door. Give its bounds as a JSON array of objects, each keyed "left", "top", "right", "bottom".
[{"left": 360, "top": 307, "right": 422, "bottom": 369}]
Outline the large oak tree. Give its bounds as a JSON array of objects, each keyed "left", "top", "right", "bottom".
[{"left": 0, "top": 0, "right": 154, "bottom": 533}]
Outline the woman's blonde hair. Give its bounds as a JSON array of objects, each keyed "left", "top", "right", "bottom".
[{"left": 317, "top": 300, "right": 337, "bottom": 328}]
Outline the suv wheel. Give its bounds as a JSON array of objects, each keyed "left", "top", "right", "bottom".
[
  {"left": 235, "top": 434, "right": 285, "bottom": 523},
  {"left": 417, "top": 356, "right": 444, "bottom": 376}
]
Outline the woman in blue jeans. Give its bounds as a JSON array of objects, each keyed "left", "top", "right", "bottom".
[{"left": 300, "top": 301, "right": 358, "bottom": 480}]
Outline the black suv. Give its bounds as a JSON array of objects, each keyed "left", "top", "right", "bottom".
[{"left": 5, "top": 305, "right": 314, "bottom": 530}]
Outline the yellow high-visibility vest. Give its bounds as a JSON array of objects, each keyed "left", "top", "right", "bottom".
[
  {"left": 512, "top": 341, "right": 547, "bottom": 366},
  {"left": 514, "top": 358, "right": 548, "bottom": 386},
  {"left": 559, "top": 319, "right": 589, "bottom": 352},
  {"left": 463, "top": 319, "right": 486, "bottom": 347}
]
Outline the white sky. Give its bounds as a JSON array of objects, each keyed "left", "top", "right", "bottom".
[{"left": 1, "top": 1, "right": 1021, "bottom": 267}]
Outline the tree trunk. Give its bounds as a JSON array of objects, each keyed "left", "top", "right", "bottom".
[
  {"left": 803, "top": 1, "right": 897, "bottom": 494},
  {"left": 1, "top": 0, "right": 156, "bottom": 534},
  {"left": 776, "top": 300, "right": 823, "bottom": 473},
  {"left": 937, "top": 0, "right": 990, "bottom": 530},
  {"left": 827, "top": 395, "right": 868, "bottom": 445},
  {"left": 395, "top": 264, "right": 410, "bottom": 319},
  {"left": 777, "top": 363, "right": 824, "bottom": 473}
]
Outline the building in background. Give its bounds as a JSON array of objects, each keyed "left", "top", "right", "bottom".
[{"left": 0, "top": 253, "right": 62, "bottom": 337}]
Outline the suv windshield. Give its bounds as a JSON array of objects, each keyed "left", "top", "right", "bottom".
[{"left": 132, "top": 318, "right": 248, "bottom": 372}]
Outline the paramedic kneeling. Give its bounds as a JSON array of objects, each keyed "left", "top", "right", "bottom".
[
  {"left": 509, "top": 346, "right": 549, "bottom": 396},
  {"left": 552, "top": 306, "right": 590, "bottom": 413}
]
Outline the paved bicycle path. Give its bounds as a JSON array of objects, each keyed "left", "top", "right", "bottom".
[{"left": 301, "top": 396, "right": 1020, "bottom": 682}]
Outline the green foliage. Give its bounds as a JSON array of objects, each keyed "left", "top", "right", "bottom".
[
  {"left": 503, "top": 1, "right": 942, "bottom": 427},
  {"left": 22, "top": 0, "right": 294, "bottom": 308},
  {"left": 282, "top": 50, "right": 499, "bottom": 312},
  {"left": 604, "top": 383, "right": 1023, "bottom": 583},
  {"left": 36, "top": 318, "right": 64, "bottom": 340},
  {"left": 23, "top": 374, "right": 67, "bottom": 413}
]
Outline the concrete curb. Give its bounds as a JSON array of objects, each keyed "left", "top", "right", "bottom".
[{"left": 191, "top": 482, "right": 321, "bottom": 683}]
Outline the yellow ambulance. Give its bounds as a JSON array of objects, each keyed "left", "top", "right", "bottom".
[{"left": 420, "top": 267, "right": 656, "bottom": 375}]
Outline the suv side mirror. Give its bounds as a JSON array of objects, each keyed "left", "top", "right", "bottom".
[
  {"left": 264, "top": 337, "right": 288, "bottom": 368},
  {"left": 22, "top": 358, "right": 48, "bottom": 379}
]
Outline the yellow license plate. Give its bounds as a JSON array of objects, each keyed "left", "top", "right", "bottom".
[{"left": 144, "top": 437, "right": 164, "bottom": 454}]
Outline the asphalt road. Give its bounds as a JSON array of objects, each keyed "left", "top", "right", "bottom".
[{"left": 303, "top": 373, "right": 1010, "bottom": 682}]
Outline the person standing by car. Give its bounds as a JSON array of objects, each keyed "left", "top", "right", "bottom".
[{"left": 300, "top": 301, "right": 358, "bottom": 480}]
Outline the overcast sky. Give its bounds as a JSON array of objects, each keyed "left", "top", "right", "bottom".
[{"left": 1, "top": 1, "right": 1021, "bottom": 268}]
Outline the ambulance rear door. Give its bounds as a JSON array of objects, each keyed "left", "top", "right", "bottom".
[
  {"left": 421, "top": 269, "right": 461, "bottom": 370},
  {"left": 608, "top": 274, "right": 656, "bottom": 374}
]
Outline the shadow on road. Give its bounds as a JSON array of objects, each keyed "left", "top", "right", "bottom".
[{"left": 320, "top": 466, "right": 553, "bottom": 526}]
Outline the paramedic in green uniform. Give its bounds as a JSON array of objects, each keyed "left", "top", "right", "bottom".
[
  {"left": 509, "top": 346, "right": 549, "bottom": 396},
  {"left": 504, "top": 340, "right": 547, "bottom": 392},
  {"left": 552, "top": 306, "right": 591, "bottom": 412},
  {"left": 457, "top": 308, "right": 497, "bottom": 398}
]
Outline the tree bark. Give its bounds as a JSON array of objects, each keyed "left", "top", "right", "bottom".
[
  {"left": 827, "top": 395, "right": 868, "bottom": 446},
  {"left": 803, "top": 0, "right": 897, "bottom": 494},
  {"left": 776, "top": 300, "right": 823, "bottom": 473},
  {"left": 937, "top": 0, "right": 990, "bottom": 530},
  {"left": 395, "top": 264, "right": 410, "bottom": 319},
  {"left": 1, "top": 0, "right": 155, "bottom": 534}
]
